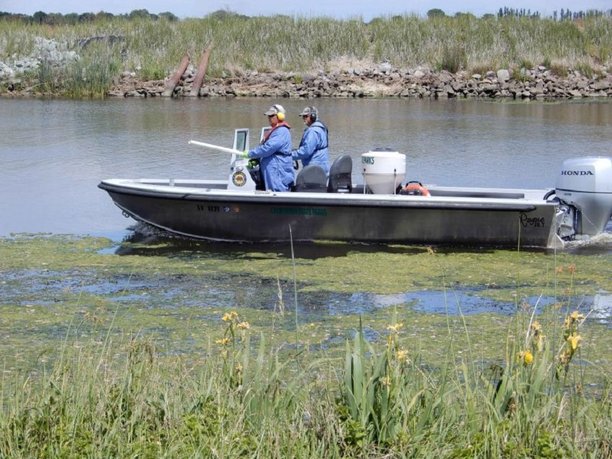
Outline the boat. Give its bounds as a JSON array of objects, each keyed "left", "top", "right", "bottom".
[{"left": 99, "top": 128, "right": 612, "bottom": 249}]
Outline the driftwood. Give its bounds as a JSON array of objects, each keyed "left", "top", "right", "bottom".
[
  {"left": 189, "top": 44, "right": 213, "bottom": 97},
  {"left": 162, "top": 52, "right": 190, "bottom": 97}
]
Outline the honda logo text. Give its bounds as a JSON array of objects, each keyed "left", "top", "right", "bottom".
[{"left": 561, "top": 170, "right": 593, "bottom": 176}]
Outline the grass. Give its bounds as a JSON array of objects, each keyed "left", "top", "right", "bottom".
[
  {"left": 0, "top": 305, "right": 609, "bottom": 456},
  {"left": 0, "top": 235, "right": 610, "bottom": 456},
  {"left": 0, "top": 13, "right": 610, "bottom": 97}
]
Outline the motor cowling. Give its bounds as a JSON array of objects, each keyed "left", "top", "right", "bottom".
[{"left": 555, "top": 157, "right": 612, "bottom": 236}]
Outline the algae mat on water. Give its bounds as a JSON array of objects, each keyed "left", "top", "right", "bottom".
[{"left": 0, "top": 234, "right": 610, "bottom": 376}]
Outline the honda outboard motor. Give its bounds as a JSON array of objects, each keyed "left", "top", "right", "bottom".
[{"left": 554, "top": 157, "right": 612, "bottom": 239}]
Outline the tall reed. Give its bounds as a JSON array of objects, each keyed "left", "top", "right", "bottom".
[{"left": 1, "top": 14, "right": 610, "bottom": 96}]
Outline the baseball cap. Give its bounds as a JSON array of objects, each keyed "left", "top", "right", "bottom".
[
  {"left": 264, "top": 104, "right": 286, "bottom": 116},
  {"left": 299, "top": 106, "right": 318, "bottom": 118}
]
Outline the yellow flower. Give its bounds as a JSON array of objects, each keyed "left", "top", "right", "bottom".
[
  {"left": 531, "top": 320, "right": 542, "bottom": 333},
  {"left": 386, "top": 322, "right": 404, "bottom": 333},
  {"left": 215, "top": 337, "right": 230, "bottom": 346},
  {"left": 519, "top": 350, "right": 534, "bottom": 365},
  {"left": 237, "top": 321, "right": 250, "bottom": 330},
  {"left": 559, "top": 352, "right": 570, "bottom": 365},
  {"left": 380, "top": 376, "right": 392, "bottom": 387},
  {"left": 396, "top": 349, "right": 409, "bottom": 363},
  {"left": 564, "top": 311, "right": 585, "bottom": 328},
  {"left": 567, "top": 333, "right": 582, "bottom": 351},
  {"left": 567, "top": 264, "right": 576, "bottom": 274},
  {"left": 569, "top": 311, "right": 584, "bottom": 322},
  {"left": 222, "top": 311, "right": 239, "bottom": 322}
]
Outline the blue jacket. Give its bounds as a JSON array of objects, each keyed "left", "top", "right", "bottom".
[
  {"left": 248, "top": 124, "right": 294, "bottom": 192},
  {"left": 292, "top": 121, "right": 330, "bottom": 176}
]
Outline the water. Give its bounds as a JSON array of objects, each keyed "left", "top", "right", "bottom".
[
  {"left": 1, "top": 97, "right": 611, "bottom": 240},
  {"left": 1, "top": 98, "right": 610, "bottom": 356}
]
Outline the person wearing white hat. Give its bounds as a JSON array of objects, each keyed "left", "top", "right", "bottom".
[
  {"left": 291, "top": 106, "right": 330, "bottom": 176},
  {"left": 242, "top": 104, "right": 295, "bottom": 192}
]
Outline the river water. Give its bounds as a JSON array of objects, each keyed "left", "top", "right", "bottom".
[
  {"left": 1, "top": 97, "right": 611, "bottom": 240},
  {"left": 1, "top": 97, "right": 610, "bottom": 325}
]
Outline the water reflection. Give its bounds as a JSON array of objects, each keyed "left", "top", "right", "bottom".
[
  {"left": 105, "top": 222, "right": 612, "bottom": 257},
  {"left": 103, "top": 223, "right": 520, "bottom": 259}
]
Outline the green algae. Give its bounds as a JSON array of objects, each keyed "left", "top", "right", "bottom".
[
  {"left": 0, "top": 234, "right": 610, "bottom": 377},
  {"left": 3, "top": 235, "right": 609, "bottom": 294}
]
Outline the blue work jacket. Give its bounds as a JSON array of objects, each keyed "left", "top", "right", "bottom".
[
  {"left": 248, "top": 124, "right": 294, "bottom": 192},
  {"left": 292, "top": 121, "right": 330, "bottom": 176}
]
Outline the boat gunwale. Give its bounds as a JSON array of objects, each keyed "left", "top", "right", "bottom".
[{"left": 98, "top": 179, "right": 554, "bottom": 212}]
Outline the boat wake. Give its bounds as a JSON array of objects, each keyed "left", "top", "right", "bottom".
[{"left": 563, "top": 230, "right": 612, "bottom": 254}]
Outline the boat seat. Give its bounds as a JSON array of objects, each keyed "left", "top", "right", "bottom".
[
  {"left": 328, "top": 154, "right": 352, "bottom": 193},
  {"left": 295, "top": 165, "right": 327, "bottom": 192}
]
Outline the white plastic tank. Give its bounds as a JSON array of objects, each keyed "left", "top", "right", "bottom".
[{"left": 361, "top": 150, "right": 406, "bottom": 194}]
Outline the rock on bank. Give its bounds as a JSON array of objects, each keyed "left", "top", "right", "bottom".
[{"left": 110, "top": 64, "right": 611, "bottom": 100}]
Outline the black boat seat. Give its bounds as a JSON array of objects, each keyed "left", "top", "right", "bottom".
[
  {"left": 328, "top": 154, "right": 352, "bottom": 193},
  {"left": 295, "top": 165, "right": 327, "bottom": 192}
]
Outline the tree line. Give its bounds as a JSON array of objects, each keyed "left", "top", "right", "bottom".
[
  {"left": 495, "top": 6, "right": 611, "bottom": 20},
  {"left": 0, "top": 9, "right": 179, "bottom": 25},
  {"left": 1, "top": 7, "right": 611, "bottom": 25}
]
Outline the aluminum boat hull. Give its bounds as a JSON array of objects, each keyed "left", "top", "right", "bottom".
[{"left": 99, "top": 179, "right": 561, "bottom": 248}]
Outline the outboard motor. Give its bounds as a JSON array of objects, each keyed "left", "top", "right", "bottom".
[{"left": 554, "top": 157, "right": 612, "bottom": 239}]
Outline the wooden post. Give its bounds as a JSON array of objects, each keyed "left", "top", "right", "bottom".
[
  {"left": 162, "top": 52, "right": 190, "bottom": 97},
  {"left": 189, "top": 44, "right": 213, "bottom": 97}
]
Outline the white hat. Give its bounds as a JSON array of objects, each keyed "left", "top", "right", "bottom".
[{"left": 264, "top": 104, "right": 286, "bottom": 116}]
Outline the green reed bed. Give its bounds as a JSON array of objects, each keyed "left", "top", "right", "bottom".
[
  {"left": 1, "top": 14, "right": 610, "bottom": 97},
  {"left": 0, "top": 235, "right": 610, "bottom": 456},
  {"left": 0, "top": 306, "right": 609, "bottom": 457}
]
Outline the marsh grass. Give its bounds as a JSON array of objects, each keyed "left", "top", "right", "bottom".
[
  {"left": 337, "top": 302, "right": 611, "bottom": 457},
  {"left": 63, "top": 42, "right": 122, "bottom": 98},
  {"left": 1, "top": 304, "right": 609, "bottom": 457},
  {"left": 1, "top": 14, "right": 610, "bottom": 96}
]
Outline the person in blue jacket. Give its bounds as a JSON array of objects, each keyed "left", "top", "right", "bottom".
[
  {"left": 243, "top": 104, "right": 294, "bottom": 192},
  {"left": 291, "top": 106, "right": 330, "bottom": 176}
]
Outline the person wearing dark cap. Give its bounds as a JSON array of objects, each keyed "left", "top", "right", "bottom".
[
  {"left": 242, "top": 104, "right": 294, "bottom": 192},
  {"left": 291, "top": 106, "right": 330, "bottom": 176}
]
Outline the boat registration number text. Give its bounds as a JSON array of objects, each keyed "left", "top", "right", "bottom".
[
  {"left": 195, "top": 205, "right": 327, "bottom": 217},
  {"left": 271, "top": 207, "right": 327, "bottom": 216}
]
